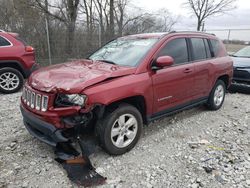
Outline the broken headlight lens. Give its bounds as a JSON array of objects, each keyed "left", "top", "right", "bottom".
[{"left": 55, "top": 94, "right": 87, "bottom": 107}]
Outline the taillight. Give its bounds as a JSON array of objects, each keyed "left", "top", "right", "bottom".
[{"left": 25, "top": 46, "right": 34, "bottom": 52}]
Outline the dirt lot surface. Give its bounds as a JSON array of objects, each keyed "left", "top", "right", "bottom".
[{"left": 0, "top": 89, "right": 250, "bottom": 188}]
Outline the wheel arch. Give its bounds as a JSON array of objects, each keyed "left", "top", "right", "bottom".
[
  {"left": 95, "top": 95, "right": 147, "bottom": 125},
  {"left": 217, "top": 74, "right": 229, "bottom": 88},
  {"left": 0, "top": 61, "right": 27, "bottom": 78}
]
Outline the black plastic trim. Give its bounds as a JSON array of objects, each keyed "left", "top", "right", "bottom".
[
  {"left": 147, "top": 97, "right": 208, "bottom": 122},
  {"left": 20, "top": 105, "right": 68, "bottom": 146}
]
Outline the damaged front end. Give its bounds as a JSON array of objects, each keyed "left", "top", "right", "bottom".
[
  {"left": 20, "top": 83, "right": 106, "bottom": 186},
  {"left": 20, "top": 82, "right": 105, "bottom": 145}
]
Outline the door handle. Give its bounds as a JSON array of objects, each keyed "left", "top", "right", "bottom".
[{"left": 183, "top": 68, "right": 192, "bottom": 73}]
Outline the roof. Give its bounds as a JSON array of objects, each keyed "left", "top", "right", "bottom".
[
  {"left": 121, "top": 31, "right": 216, "bottom": 39},
  {"left": 121, "top": 33, "right": 168, "bottom": 39}
]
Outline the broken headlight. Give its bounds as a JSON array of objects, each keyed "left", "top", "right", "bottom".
[{"left": 55, "top": 94, "right": 87, "bottom": 107}]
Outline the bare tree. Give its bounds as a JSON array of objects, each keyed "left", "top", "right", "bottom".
[
  {"left": 1, "top": 0, "right": 179, "bottom": 66},
  {"left": 185, "top": 0, "right": 237, "bottom": 31},
  {"left": 80, "top": 0, "right": 95, "bottom": 48},
  {"left": 32, "top": 0, "right": 80, "bottom": 56},
  {"left": 123, "top": 8, "right": 177, "bottom": 34}
]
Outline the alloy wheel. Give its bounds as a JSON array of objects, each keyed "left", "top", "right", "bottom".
[
  {"left": 111, "top": 113, "right": 138, "bottom": 148},
  {"left": 213, "top": 84, "right": 224, "bottom": 106},
  {"left": 0, "top": 72, "right": 20, "bottom": 91}
]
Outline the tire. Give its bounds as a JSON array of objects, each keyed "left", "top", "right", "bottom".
[
  {"left": 207, "top": 80, "right": 226, "bottom": 110},
  {"left": 95, "top": 103, "right": 143, "bottom": 155},
  {"left": 0, "top": 67, "right": 24, "bottom": 94}
]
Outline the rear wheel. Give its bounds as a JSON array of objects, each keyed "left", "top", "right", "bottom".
[
  {"left": 207, "top": 80, "right": 226, "bottom": 110},
  {"left": 0, "top": 68, "right": 24, "bottom": 94},
  {"left": 95, "top": 104, "right": 143, "bottom": 155}
]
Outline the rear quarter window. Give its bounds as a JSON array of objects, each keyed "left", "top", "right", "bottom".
[
  {"left": 0, "top": 36, "right": 11, "bottom": 46},
  {"left": 210, "top": 39, "right": 221, "bottom": 57}
]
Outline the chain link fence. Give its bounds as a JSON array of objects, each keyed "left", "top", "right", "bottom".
[{"left": 36, "top": 28, "right": 250, "bottom": 67}]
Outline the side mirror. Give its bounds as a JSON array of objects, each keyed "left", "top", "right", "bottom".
[{"left": 155, "top": 56, "right": 174, "bottom": 68}]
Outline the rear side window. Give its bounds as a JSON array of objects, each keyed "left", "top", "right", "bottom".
[
  {"left": 190, "top": 38, "right": 207, "bottom": 61},
  {"left": 0, "top": 36, "right": 11, "bottom": 46},
  {"left": 204, "top": 39, "right": 212, "bottom": 58},
  {"left": 210, "top": 39, "right": 220, "bottom": 57},
  {"left": 157, "top": 38, "right": 189, "bottom": 65}
]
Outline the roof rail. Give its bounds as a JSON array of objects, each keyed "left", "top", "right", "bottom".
[{"left": 170, "top": 30, "right": 216, "bottom": 36}]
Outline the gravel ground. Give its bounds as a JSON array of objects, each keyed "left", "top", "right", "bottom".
[{"left": 0, "top": 89, "right": 250, "bottom": 188}]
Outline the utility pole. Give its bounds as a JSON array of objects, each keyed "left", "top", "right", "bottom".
[
  {"left": 201, "top": 21, "right": 205, "bottom": 31},
  {"left": 98, "top": 20, "right": 101, "bottom": 47},
  {"left": 44, "top": 0, "right": 52, "bottom": 65},
  {"left": 45, "top": 17, "right": 52, "bottom": 65}
]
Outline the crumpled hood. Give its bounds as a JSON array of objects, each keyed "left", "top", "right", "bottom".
[
  {"left": 29, "top": 59, "right": 136, "bottom": 93},
  {"left": 232, "top": 57, "right": 250, "bottom": 68}
]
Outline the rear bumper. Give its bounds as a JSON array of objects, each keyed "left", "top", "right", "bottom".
[
  {"left": 232, "top": 78, "right": 250, "bottom": 86},
  {"left": 20, "top": 105, "right": 68, "bottom": 146}
]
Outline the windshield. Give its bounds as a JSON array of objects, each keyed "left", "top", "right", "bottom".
[
  {"left": 234, "top": 46, "right": 250, "bottom": 58},
  {"left": 89, "top": 38, "right": 159, "bottom": 67}
]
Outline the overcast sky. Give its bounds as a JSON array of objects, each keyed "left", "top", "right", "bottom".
[{"left": 132, "top": 0, "right": 250, "bottom": 40}]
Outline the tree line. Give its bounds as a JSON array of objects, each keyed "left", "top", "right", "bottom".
[
  {"left": 0, "top": 0, "right": 177, "bottom": 64},
  {"left": 0, "top": 0, "right": 237, "bottom": 65}
]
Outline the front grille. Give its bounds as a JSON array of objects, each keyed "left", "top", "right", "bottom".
[{"left": 22, "top": 86, "right": 49, "bottom": 112}]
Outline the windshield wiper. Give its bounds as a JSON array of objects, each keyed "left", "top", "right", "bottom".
[
  {"left": 230, "top": 54, "right": 237, "bottom": 57},
  {"left": 97, "top": 59, "right": 116, "bottom": 65}
]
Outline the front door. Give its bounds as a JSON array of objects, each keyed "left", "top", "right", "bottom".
[{"left": 151, "top": 37, "right": 195, "bottom": 114}]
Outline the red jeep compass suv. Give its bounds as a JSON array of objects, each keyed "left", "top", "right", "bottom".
[
  {"left": 20, "top": 32, "right": 233, "bottom": 155},
  {"left": 0, "top": 30, "right": 38, "bottom": 93}
]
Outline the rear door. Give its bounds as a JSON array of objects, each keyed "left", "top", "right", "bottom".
[
  {"left": 189, "top": 37, "right": 212, "bottom": 99},
  {"left": 151, "top": 37, "right": 195, "bottom": 114}
]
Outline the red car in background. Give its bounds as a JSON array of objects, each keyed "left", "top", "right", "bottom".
[{"left": 0, "top": 30, "right": 38, "bottom": 94}]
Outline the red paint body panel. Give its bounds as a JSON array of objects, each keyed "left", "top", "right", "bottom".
[
  {"left": 84, "top": 72, "right": 154, "bottom": 115},
  {"left": 151, "top": 63, "right": 195, "bottom": 113},
  {"left": 0, "top": 32, "right": 36, "bottom": 70},
  {"left": 21, "top": 32, "right": 233, "bottom": 129},
  {"left": 29, "top": 60, "right": 136, "bottom": 93}
]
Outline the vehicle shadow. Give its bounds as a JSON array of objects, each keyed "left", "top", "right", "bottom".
[{"left": 80, "top": 104, "right": 207, "bottom": 156}]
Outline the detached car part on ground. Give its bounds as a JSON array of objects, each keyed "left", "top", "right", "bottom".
[
  {"left": 0, "top": 30, "right": 38, "bottom": 94},
  {"left": 230, "top": 46, "right": 250, "bottom": 87},
  {"left": 20, "top": 32, "right": 233, "bottom": 157}
]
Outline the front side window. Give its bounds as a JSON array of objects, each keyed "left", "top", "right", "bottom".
[
  {"left": 0, "top": 36, "right": 11, "bottom": 47},
  {"left": 190, "top": 38, "right": 207, "bottom": 61},
  {"left": 157, "top": 38, "right": 189, "bottom": 65},
  {"left": 89, "top": 38, "right": 159, "bottom": 67}
]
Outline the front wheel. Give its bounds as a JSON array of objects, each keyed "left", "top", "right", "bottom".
[
  {"left": 207, "top": 80, "right": 226, "bottom": 110},
  {"left": 95, "top": 104, "right": 143, "bottom": 155}
]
